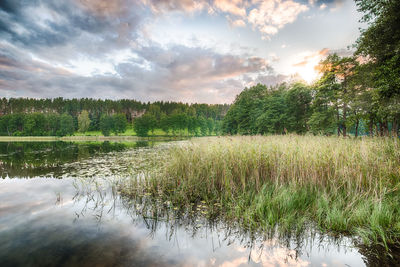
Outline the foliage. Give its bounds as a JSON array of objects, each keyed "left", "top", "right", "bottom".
[
  {"left": 355, "top": 0, "right": 400, "bottom": 98},
  {"left": 134, "top": 114, "right": 156, "bottom": 137},
  {"left": 112, "top": 113, "right": 128, "bottom": 135},
  {"left": 0, "top": 98, "right": 226, "bottom": 137},
  {"left": 78, "top": 110, "right": 91, "bottom": 133},
  {"left": 0, "top": 97, "right": 228, "bottom": 134},
  {"left": 0, "top": 113, "right": 74, "bottom": 136},
  {"left": 223, "top": 83, "right": 313, "bottom": 135},
  {"left": 99, "top": 115, "right": 113, "bottom": 136},
  {"left": 58, "top": 113, "right": 75, "bottom": 136}
]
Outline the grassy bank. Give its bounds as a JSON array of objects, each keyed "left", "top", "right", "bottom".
[
  {"left": 0, "top": 135, "right": 187, "bottom": 142},
  {"left": 122, "top": 135, "right": 400, "bottom": 247},
  {"left": 73, "top": 127, "right": 191, "bottom": 137}
]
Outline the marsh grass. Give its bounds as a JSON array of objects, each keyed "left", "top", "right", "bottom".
[{"left": 122, "top": 135, "right": 400, "bottom": 248}]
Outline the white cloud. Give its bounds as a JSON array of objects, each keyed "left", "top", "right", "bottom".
[
  {"left": 248, "top": 0, "right": 309, "bottom": 39},
  {"left": 214, "top": 0, "right": 246, "bottom": 17},
  {"left": 226, "top": 16, "right": 246, "bottom": 27}
]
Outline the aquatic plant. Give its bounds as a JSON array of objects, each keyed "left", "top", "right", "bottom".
[{"left": 122, "top": 135, "right": 400, "bottom": 248}]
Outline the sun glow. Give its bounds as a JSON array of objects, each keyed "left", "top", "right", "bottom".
[
  {"left": 289, "top": 49, "right": 328, "bottom": 84},
  {"left": 293, "top": 63, "right": 320, "bottom": 84}
]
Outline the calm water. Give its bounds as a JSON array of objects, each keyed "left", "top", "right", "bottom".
[{"left": 0, "top": 141, "right": 395, "bottom": 266}]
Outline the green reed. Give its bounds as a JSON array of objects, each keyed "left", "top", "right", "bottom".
[{"left": 122, "top": 135, "right": 400, "bottom": 248}]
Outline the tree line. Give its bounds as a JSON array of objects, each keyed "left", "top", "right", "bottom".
[
  {"left": 223, "top": 0, "right": 399, "bottom": 138},
  {"left": 0, "top": 113, "right": 75, "bottom": 136},
  {"left": 0, "top": 99, "right": 228, "bottom": 136},
  {"left": 133, "top": 110, "right": 221, "bottom": 137},
  {"left": 0, "top": 98, "right": 228, "bottom": 125},
  {"left": 222, "top": 58, "right": 399, "bottom": 137}
]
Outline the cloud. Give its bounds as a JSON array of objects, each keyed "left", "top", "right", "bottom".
[
  {"left": 0, "top": 0, "right": 145, "bottom": 56},
  {"left": 139, "top": 0, "right": 309, "bottom": 39},
  {"left": 253, "top": 73, "right": 288, "bottom": 86},
  {"left": 76, "top": 0, "right": 130, "bottom": 16},
  {"left": 0, "top": 0, "right": 357, "bottom": 103},
  {"left": 292, "top": 48, "right": 329, "bottom": 67},
  {"left": 226, "top": 16, "right": 246, "bottom": 27},
  {"left": 0, "top": 40, "right": 271, "bottom": 103},
  {"left": 141, "top": 0, "right": 209, "bottom": 14},
  {"left": 214, "top": 0, "right": 246, "bottom": 17},
  {"left": 248, "top": 0, "right": 309, "bottom": 39}
]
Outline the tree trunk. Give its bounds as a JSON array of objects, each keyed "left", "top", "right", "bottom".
[
  {"left": 393, "top": 118, "right": 399, "bottom": 138},
  {"left": 342, "top": 103, "right": 347, "bottom": 137},
  {"left": 342, "top": 77, "right": 347, "bottom": 137},
  {"left": 369, "top": 120, "right": 373, "bottom": 137},
  {"left": 379, "top": 123, "right": 384, "bottom": 137},
  {"left": 336, "top": 106, "right": 340, "bottom": 137},
  {"left": 384, "top": 121, "right": 389, "bottom": 137},
  {"left": 355, "top": 119, "right": 359, "bottom": 138}
]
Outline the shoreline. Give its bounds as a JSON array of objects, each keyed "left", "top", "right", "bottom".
[{"left": 0, "top": 135, "right": 188, "bottom": 142}]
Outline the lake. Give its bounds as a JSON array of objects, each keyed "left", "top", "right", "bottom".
[{"left": 0, "top": 141, "right": 392, "bottom": 266}]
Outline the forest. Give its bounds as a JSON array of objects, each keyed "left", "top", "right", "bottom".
[
  {"left": 0, "top": 98, "right": 229, "bottom": 137},
  {"left": 223, "top": 0, "right": 400, "bottom": 137},
  {"left": 0, "top": 0, "right": 398, "bottom": 139}
]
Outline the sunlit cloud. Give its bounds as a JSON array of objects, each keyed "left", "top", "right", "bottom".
[
  {"left": 248, "top": 0, "right": 309, "bottom": 39},
  {"left": 0, "top": 0, "right": 363, "bottom": 103},
  {"left": 226, "top": 16, "right": 246, "bottom": 27},
  {"left": 214, "top": 0, "right": 246, "bottom": 17}
]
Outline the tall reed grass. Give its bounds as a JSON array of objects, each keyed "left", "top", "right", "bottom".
[{"left": 125, "top": 135, "right": 400, "bottom": 247}]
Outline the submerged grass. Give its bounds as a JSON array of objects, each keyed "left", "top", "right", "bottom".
[{"left": 121, "top": 135, "right": 400, "bottom": 248}]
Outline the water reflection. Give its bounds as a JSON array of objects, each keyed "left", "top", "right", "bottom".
[
  {"left": 0, "top": 178, "right": 367, "bottom": 267},
  {"left": 0, "top": 141, "right": 398, "bottom": 266},
  {"left": 0, "top": 141, "right": 152, "bottom": 178}
]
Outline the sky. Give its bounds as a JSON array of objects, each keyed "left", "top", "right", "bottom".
[{"left": 0, "top": 0, "right": 363, "bottom": 104}]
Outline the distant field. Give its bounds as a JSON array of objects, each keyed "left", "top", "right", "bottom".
[
  {"left": 0, "top": 135, "right": 187, "bottom": 142},
  {"left": 0, "top": 127, "right": 200, "bottom": 142},
  {"left": 72, "top": 127, "right": 168, "bottom": 137}
]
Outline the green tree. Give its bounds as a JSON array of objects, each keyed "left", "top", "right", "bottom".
[
  {"left": 187, "top": 116, "right": 198, "bottom": 136},
  {"left": 255, "top": 89, "right": 287, "bottom": 134},
  {"left": 0, "top": 116, "right": 9, "bottom": 136},
  {"left": 170, "top": 111, "right": 188, "bottom": 136},
  {"left": 23, "top": 113, "right": 47, "bottom": 136},
  {"left": 112, "top": 113, "right": 127, "bottom": 135},
  {"left": 355, "top": 0, "right": 400, "bottom": 98},
  {"left": 206, "top": 118, "right": 214, "bottom": 135},
  {"left": 8, "top": 114, "right": 23, "bottom": 136},
  {"left": 214, "top": 120, "right": 222, "bottom": 135},
  {"left": 59, "top": 113, "right": 75, "bottom": 136},
  {"left": 100, "top": 115, "right": 113, "bottom": 136},
  {"left": 223, "top": 84, "right": 267, "bottom": 134},
  {"left": 160, "top": 113, "right": 171, "bottom": 135},
  {"left": 198, "top": 116, "right": 208, "bottom": 136},
  {"left": 78, "top": 110, "right": 91, "bottom": 133},
  {"left": 148, "top": 104, "right": 162, "bottom": 121},
  {"left": 46, "top": 113, "right": 60, "bottom": 136},
  {"left": 285, "top": 83, "right": 312, "bottom": 133},
  {"left": 134, "top": 114, "right": 156, "bottom": 137}
]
